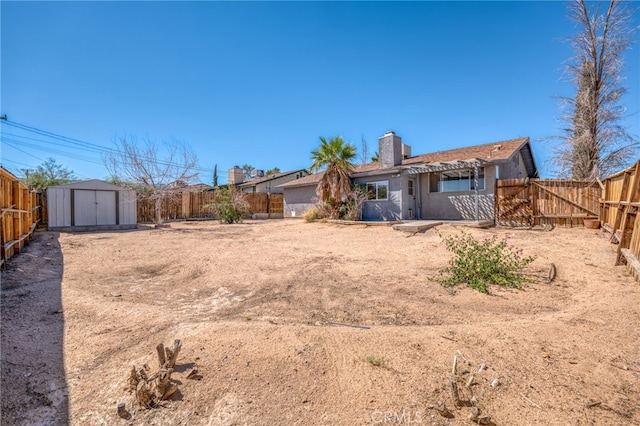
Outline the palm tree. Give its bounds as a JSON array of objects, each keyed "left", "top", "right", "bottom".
[{"left": 310, "top": 136, "right": 357, "bottom": 219}]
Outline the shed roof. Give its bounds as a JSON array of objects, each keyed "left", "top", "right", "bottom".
[{"left": 47, "top": 179, "right": 132, "bottom": 191}]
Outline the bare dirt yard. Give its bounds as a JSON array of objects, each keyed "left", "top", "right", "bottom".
[{"left": 2, "top": 219, "right": 640, "bottom": 425}]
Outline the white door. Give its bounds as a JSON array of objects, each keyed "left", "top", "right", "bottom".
[
  {"left": 96, "top": 191, "right": 117, "bottom": 225},
  {"left": 74, "top": 190, "right": 117, "bottom": 226}
]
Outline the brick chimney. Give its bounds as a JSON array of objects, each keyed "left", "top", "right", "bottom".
[
  {"left": 378, "top": 131, "right": 403, "bottom": 167},
  {"left": 228, "top": 166, "right": 244, "bottom": 184}
]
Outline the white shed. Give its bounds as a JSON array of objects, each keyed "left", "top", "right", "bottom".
[{"left": 47, "top": 180, "right": 137, "bottom": 231}]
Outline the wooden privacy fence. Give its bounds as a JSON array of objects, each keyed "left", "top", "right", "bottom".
[
  {"left": 1, "top": 167, "right": 41, "bottom": 268},
  {"left": 496, "top": 178, "right": 600, "bottom": 227},
  {"left": 601, "top": 160, "right": 640, "bottom": 280},
  {"left": 137, "top": 190, "right": 284, "bottom": 223}
]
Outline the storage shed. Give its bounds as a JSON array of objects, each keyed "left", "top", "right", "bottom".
[{"left": 47, "top": 180, "right": 137, "bottom": 231}]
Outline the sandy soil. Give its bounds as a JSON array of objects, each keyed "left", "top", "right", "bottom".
[{"left": 2, "top": 219, "right": 639, "bottom": 426}]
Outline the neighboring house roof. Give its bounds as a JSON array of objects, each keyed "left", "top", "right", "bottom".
[
  {"left": 187, "top": 183, "right": 213, "bottom": 191},
  {"left": 238, "top": 169, "right": 308, "bottom": 188},
  {"left": 280, "top": 137, "right": 537, "bottom": 188},
  {"left": 278, "top": 171, "right": 323, "bottom": 188},
  {"left": 278, "top": 163, "right": 380, "bottom": 189}
]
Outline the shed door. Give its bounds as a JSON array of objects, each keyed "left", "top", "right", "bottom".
[
  {"left": 96, "top": 191, "right": 117, "bottom": 225},
  {"left": 74, "top": 190, "right": 117, "bottom": 226}
]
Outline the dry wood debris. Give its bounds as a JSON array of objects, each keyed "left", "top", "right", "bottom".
[
  {"left": 127, "top": 339, "right": 185, "bottom": 408},
  {"left": 434, "top": 352, "right": 497, "bottom": 424}
]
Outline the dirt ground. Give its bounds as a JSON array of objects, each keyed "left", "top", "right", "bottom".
[{"left": 2, "top": 219, "right": 639, "bottom": 425}]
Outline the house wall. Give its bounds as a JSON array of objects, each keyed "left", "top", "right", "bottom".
[
  {"left": 497, "top": 152, "right": 529, "bottom": 179},
  {"left": 283, "top": 185, "right": 317, "bottom": 218},
  {"left": 419, "top": 165, "right": 497, "bottom": 220},
  {"left": 352, "top": 172, "right": 403, "bottom": 221}
]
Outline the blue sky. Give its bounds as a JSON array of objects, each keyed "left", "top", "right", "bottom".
[{"left": 1, "top": 1, "right": 639, "bottom": 183}]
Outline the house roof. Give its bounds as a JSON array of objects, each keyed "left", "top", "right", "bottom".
[
  {"left": 238, "top": 169, "right": 308, "bottom": 187},
  {"left": 402, "top": 137, "right": 529, "bottom": 165},
  {"left": 280, "top": 137, "right": 537, "bottom": 188},
  {"left": 402, "top": 137, "right": 537, "bottom": 178}
]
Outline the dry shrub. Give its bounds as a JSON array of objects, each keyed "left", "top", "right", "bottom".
[{"left": 302, "top": 204, "right": 330, "bottom": 222}]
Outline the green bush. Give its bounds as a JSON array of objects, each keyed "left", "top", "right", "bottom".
[
  {"left": 204, "top": 186, "right": 250, "bottom": 224},
  {"left": 434, "top": 231, "right": 535, "bottom": 294}
]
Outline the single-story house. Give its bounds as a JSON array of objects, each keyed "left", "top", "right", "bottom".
[
  {"left": 228, "top": 167, "right": 309, "bottom": 194},
  {"left": 47, "top": 180, "right": 137, "bottom": 231},
  {"left": 280, "top": 132, "right": 538, "bottom": 221}
]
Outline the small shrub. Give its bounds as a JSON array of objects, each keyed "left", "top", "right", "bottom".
[
  {"left": 314, "top": 186, "right": 368, "bottom": 221},
  {"left": 366, "top": 355, "right": 386, "bottom": 367},
  {"left": 434, "top": 231, "right": 535, "bottom": 294},
  {"left": 204, "top": 186, "right": 250, "bottom": 224},
  {"left": 339, "top": 186, "right": 368, "bottom": 221},
  {"left": 302, "top": 204, "right": 329, "bottom": 222}
]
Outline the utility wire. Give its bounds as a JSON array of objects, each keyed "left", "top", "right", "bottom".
[
  {"left": 2, "top": 119, "right": 216, "bottom": 174},
  {"left": 2, "top": 139, "right": 47, "bottom": 163},
  {"left": 3, "top": 136, "right": 106, "bottom": 164}
]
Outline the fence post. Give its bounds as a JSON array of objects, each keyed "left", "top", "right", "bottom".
[{"left": 181, "top": 191, "right": 190, "bottom": 219}]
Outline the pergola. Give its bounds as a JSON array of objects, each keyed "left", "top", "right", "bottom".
[{"left": 404, "top": 158, "right": 488, "bottom": 221}]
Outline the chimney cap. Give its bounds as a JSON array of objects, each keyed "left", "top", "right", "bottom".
[{"left": 384, "top": 131, "right": 396, "bottom": 136}]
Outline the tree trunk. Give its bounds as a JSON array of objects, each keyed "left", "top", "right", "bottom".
[{"left": 155, "top": 198, "right": 163, "bottom": 224}]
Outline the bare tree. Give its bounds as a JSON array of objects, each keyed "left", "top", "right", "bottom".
[
  {"left": 554, "top": 0, "right": 639, "bottom": 180},
  {"left": 360, "top": 134, "right": 369, "bottom": 165},
  {"left": 105, "top": 135, "right": 199, "bottom": 224}
]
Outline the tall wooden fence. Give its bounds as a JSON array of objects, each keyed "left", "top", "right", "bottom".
[
  {"left": 601, "top": 161, "right": 640, "bottom": 279},
  {"left": 0, "top": 167, "right": 41, "bottom": 268},
  {"left": 496, "top": 178, "right": 600, "bottom": 227},
  {"left": 137, "top": 190, "right": 284, "bottom": 223}
]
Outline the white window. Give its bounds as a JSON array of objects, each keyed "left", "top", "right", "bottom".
[
  {"left": 366, "top": 181, "right": 388, "bottom": 200},
  {"left": 429, "top": 167, "right": 485, "bottom": 193}
]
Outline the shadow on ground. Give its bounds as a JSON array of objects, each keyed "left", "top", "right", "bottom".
[{"left": 1, "top": 231, "right": 69, "bottom": 425}]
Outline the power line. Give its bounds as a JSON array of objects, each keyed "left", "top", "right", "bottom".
[
  {"left": 1, "top": 158, "right": 36, "bottom": 168},
  {"left": 3, "top": 137, "right": 105, "bottom": 165},
  {"left": 1, "top": 119, "right": 216, "bottom": 175},
  {"left": 2, "top": 139, "right": 47, "bottom": 163}
]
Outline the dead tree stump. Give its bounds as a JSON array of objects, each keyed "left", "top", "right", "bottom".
[
  {"left": 157, "top": 339, "right": 182, "bottom": 369},
  {"left": 129, "top": 340, "right": 183, "bottom": 408}
]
